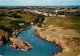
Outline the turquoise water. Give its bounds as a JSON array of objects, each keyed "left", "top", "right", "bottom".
[{"left": 0, "top": 28, "right": 61, "bottom": 56}]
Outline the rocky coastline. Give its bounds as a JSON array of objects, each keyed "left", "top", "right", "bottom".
[
  {"left": 9, "top": 26, "right": 33, "bottom": 51},
  {"left": 35, "top": 30, "right": 64, "bottom": 55}
]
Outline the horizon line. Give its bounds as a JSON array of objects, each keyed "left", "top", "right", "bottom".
[{"left": 0, "top": 5, "right": 80, "bottom": 7}]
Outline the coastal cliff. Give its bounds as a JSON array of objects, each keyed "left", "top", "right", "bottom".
[
  {"left": 0, "top": 31, "right": 9, "bottom": 45},
  {"left": 10, "top": 38, "right": 33, "bottom": 50},
  {"left": 32, "top": 25, "right": 80, "bottom": 56},
  {"left": 35, "top": 30, "right": 69, "bottom": 52}
]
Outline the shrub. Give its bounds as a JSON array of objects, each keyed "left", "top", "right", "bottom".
[
  {"left": 9, "top": 13, "right": 22, "bottom": 18},
  {"left": 0, "top": 25, "right": 12, "bottom": 32},
  {"left": 10, "top": 20, "right": 25, "bottom": 24}
]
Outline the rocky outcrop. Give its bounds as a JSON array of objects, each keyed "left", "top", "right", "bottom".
[
  {"left": 0, "top": 31, "right": 9, "bottom": 45},
  {"left": 0, "top": 36, "right": 9, "bottom": 45},
  {"left": 0, "top": 40, "right": 3, "bottom": 45},
  {"left": 10, "top": 38, "right": 33, "bottom": 50}
]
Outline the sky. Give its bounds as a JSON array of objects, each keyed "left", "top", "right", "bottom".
[{"left": 0, "top": 0, "right": 80, "bottom": 6}]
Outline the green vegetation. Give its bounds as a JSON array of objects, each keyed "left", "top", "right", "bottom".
[
  {"left": 42, "top": 15, "right": 80, "bottom": 33},
  {"left": 9, "top": 13, "right": 22, "bottom": 18},
  {"left": 69, "top": 11, "right": 80, "bottom": 17},
  {"left": 0, "top": 9, "right": 45, "bottom": 31},
  {"left": 0, "top": 9, "right": 45, "bottom": 43}
]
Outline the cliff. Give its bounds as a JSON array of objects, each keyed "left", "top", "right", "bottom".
[{"left": 33, "top": 25, "right": 80, "bottom": 56}]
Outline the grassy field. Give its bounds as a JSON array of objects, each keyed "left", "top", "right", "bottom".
[
  {"left": 42, "top": 16, "right": 80, "bottom": 33},
  {"left": 0, "top": 9, "right": 45, "bottom": 30}
]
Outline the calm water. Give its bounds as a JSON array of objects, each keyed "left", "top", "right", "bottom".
[{"left": 0, "top": 28, "right": 61, "bottom": 56}]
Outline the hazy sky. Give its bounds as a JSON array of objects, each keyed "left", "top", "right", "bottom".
[{"left": 0, "top": 0, "right": 80, "bottom": 6}]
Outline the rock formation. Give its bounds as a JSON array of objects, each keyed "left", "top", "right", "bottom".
[
  {"left": 10, "top": 38, "right": 33, "bottom": 50},
  {"left": 0, "top": 40, "right": 3, "bottom": 45}
]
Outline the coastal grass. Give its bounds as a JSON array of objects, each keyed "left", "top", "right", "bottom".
[
  {"left": 40, "top": 16, "right": 80, "bottom": 56},
  {"left": 17, "top": 14, "right": 35, "bottom": 22},
  {"left": 42, "top": 16, "right": 80, "bottom": 33}
]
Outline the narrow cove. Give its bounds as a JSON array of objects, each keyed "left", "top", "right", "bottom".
[{"left": 0, "top": 28, "right": 62, "bottom": 56}]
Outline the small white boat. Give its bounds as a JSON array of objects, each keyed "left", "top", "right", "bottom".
[{"left": 31, "top": 39, "right": 33, "bottom": 41}]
